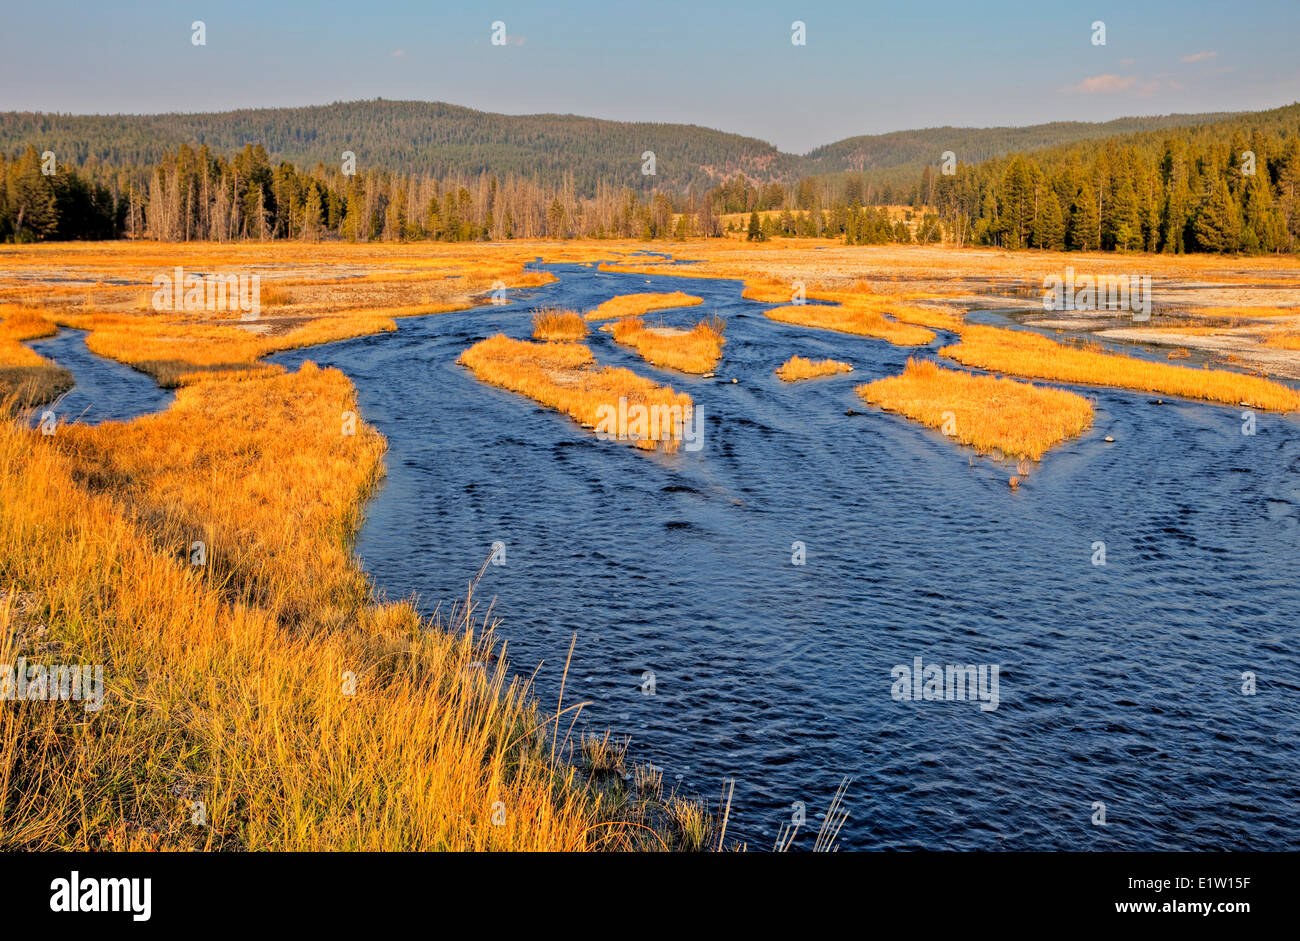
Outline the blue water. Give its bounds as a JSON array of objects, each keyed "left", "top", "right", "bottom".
[
  {"left": 37, "top": 261, "right": 1300, "bottom": 851},
  {"left": 26, "top": 328, "right": 173, "bottom": 426}
]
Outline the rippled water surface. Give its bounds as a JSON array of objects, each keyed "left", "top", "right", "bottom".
[
  {"left": 41, "top": 260, "right": 1300, "bottom": 850},
  {"left": 28, "top": 328, "right": 173, "bottom": 425}
]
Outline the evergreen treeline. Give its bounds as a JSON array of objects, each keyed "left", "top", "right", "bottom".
[
  {"left": 799, "top": 112, "right": 1242, "bottom": 190},
  {"left": 1, "top": 99, "right": 1278, "bottom": 199},
  {"left": 2, "top": 103, "right": 1297, "bottom": 253},
  {"left": 0, "top": 141, "right": 726, "bottom": 242},
  {"left": 927, "top": 113, "right": 1300, "bottom": 253}
]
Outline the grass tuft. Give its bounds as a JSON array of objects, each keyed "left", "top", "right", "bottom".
[
  {"left": 857, "top": 357, "right": 1094, "bottom": 461},
  {"left": 532, "top": 308, "right": 587, "bottom": 341},
  {"left": 606, "top": 316, "right": 725, "bottom": 373},
  {"left": 775, "top": 355, "right": 853, "bottom": 382}
]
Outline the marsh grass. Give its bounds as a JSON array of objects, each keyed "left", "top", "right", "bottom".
[
  {"left": 54, "top": 311, "right": 398, "bottom": 387},
  {"left": 0, "top": 305, "right": 73, "bottom": 407},
  {"left": 942, "top": 325, "right": 1300, "bottom": 412},
  {"left": 1264, "top": 332, "right": 1300, "bottom": 351},
  {"left": 606, "top": 315, "right": 726, "bottom": 374},
  {"left": 858, "top": 357, "right": 1094, "bottom": 461},
  {"left": 740, "top": 279, "right": 798, "bottom": 304},
  {"left": 0, "top": 366, "right": 702, "bottom": 850},
  {"left": 532, "top": 308, "right": 587, "bottom": 341},
  {"left": 765, "top": 302, "right": 935, "bottom": 347},
  {"left": 584, "top": 292, "right": 703, "bottom": 322},
  {"left": 458, "top": 335, "right": 694, "bottom": 452},
  {"left": 572, "top": 731, "right": 713, "bottom": 852},
  {"left": 775, "top": 356, "right": 853, "bottom": 382}
]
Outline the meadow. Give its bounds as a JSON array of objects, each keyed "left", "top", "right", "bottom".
[
  {"left": 2, "top": 237, "right": 1298, "bottom": 851},
  {"left": 0, "top": 366, "right": 707, "bottom": 849},
  {"left": 0, "top": 305, "right": 72, "bottom": 406},
  {"left": 941, "top": 325, "right": 1300, "bottom": 412}
]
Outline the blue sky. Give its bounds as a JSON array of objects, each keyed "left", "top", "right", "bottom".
[{"left": 1, "top": 0, "right": 1296, "bottom": 152}]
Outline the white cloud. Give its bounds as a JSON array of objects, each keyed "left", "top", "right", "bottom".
[
  {"left": 1062, "top": 74, "right": 1137, "bottom": 94},
  {"left": 1061, "top": 74, "right": 1169, "bottom": 97},
  {"left": 1180, "top": 51, "right": 1219, "bottom": 63}
]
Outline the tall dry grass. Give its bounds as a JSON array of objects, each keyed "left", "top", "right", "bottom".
[
  {"left": 0, "top": 365, "right": 705, "bottom": 850},
  {"left": 584, "top": 292, "right": 703, "bottom": 322},
  {"left": 942, "top": 325, "right": 1300, "bottom": 412},
  {"left": 765, "top": 303, "right": 935, "bottom": 347},
  {"left": 53, "top": 311, "right": 397, "bottom": 387},
  {"left": 1264, "top": 332, "right": 1300, "bottom": 351},
  {"left": 775, "top": 356, "right": 853, "bottom": 382},
  {"left": 815, "top": 286, "right": 965, "bottom": 333},
  {"left": 532, "top": 308, "right": 588, "bottom": 341},
  {"left": 606, "top": 316, "right": 726, "bottom": 374},
  {"left": 458, "top": 335, "right": 694, "bottom": 452},
  {"left": 0, "top": 305, "right": 73, "bottom": 407},
  {"left": 858, "top": 357, "right": 1094, "bottom": 461}
]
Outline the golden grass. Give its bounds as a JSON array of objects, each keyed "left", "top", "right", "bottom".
[
  {"left": 52, "top": 311, "right": 397, "bottom": 388},
  {"left": 765, "top": 302, "right": 935, "bottom": 347},
  {"left": 606, "top": 316, "right": 726, "bottom": 374},
  {"left": 828, "top": 290, "right": 965, "bottom": 333},
  {"left": 1184, "top": 306, "right": 1300, "bottom": 319},
  {"left": 0, "top": 364, "right": 705, "bottom": 850},
  {"left": 741, "top": 279, "right": 799, "bottom": 304},
  {"left": 580, "top": 239, "right": 1300, "bottom": 287},
  {"left": 942, "top": 325, "right": 1300, "bottom": 412},
  {"left": 1264, "top": 332, "right": 1300, "bottom": 351},
  {"left": 857, "top": 358, "right": 1094, "bottom": 461},
  {"left": 532, "top": 308, "right": 588, "bottom": 341},
  {"left": 775, "top": 356, "right": 853, "bottom": 382},
  {"left": 0, "top": 305, "right": 73, "bottom": 407},
  {"left": 457, "top": 335, "right": 694, "bottom": 451},
  {"left": 584, "top": 292, "right": 703, "bottom": 322}
]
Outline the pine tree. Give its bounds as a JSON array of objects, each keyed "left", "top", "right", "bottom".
[
  {"left": 1032, "top": 190, "right": 1065, "bottom": 250},
  {"left": 1107, "top": 174, "right": 1141, "bottom": 251},
  {"left": 1068, "top": 179, "right": 1099, "bottom": 251},
  {"left": 998, "top": 156, "right": 1034, "bottom": 249},
  {"left": 1192, "top": 177, "right": 1241, "bottom": 253},
  {"left": 1278, "top": 137, "right": 1300, "bottom": 253},
  {"left": 746, "top": 210, "right": 764, "bottom": 241},
  {"left": 547, "top": 197, "right": 567, "bottom": 238},
  {"left": 1239, "top": 175, "right": 1280, "bottom": 253},
  {"left": 8, "top": 146, "right": 58, "bottom": 240},
  {"left": 302, "top": 184, "right": 322, "bottom": 240}
]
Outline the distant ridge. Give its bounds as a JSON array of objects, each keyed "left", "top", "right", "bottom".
[{"left": 1, "top": 98, "right": 1294, "bottom": 196}]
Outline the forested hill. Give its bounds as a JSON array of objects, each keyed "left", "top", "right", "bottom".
[
  {"left": 0, "top": 100, "right": 800, "bottom": 195},
  {"left": 801, "top": 112, "right": 1241, "bottom": 190},
  {"left": 0, "top": 98, "right": 1280, "bottom": 196}
]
